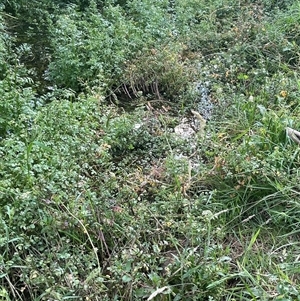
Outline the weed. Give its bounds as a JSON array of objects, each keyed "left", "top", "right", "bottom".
[{"left": 1, "top": 0, "right": 300, "bottom": 300}]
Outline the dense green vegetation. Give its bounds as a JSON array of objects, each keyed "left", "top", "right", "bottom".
[{"left": 1, "top": 0, "right": 300, "bottom": 300}]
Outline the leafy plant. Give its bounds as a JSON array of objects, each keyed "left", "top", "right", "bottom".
[{"left": 1, "top": 1, "right": 300, "bottom": 300}]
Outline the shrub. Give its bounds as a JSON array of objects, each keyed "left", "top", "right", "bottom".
[
  {"left": 48, "top": 1, "right": 174, "bottom": 92},
  {"left": 120, "top": 43, "right": 198, "bottom": 101}
]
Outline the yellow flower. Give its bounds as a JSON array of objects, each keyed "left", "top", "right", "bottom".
[
  {"left": 279, "top": 90, "right": 288, "bottom": 98},
  {"left": 165, "top": 221, "right": 172, "bottom": 227}
]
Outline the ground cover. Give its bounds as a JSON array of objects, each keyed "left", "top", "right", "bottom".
[{"left": 1, "top": 0, "right": 300, "bottom": 300}]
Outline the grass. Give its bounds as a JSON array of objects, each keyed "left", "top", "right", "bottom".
[{"left": 1, "top": 0, "right": 300, "bottom": 300}]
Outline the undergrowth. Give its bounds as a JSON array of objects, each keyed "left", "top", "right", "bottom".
[{"left": 1, "top": 0, "right": 300, "bottom": 300}]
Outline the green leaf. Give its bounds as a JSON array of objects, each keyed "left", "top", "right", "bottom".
[{"left": 122, "top": 275, "right": 132, "bottom": 283}]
